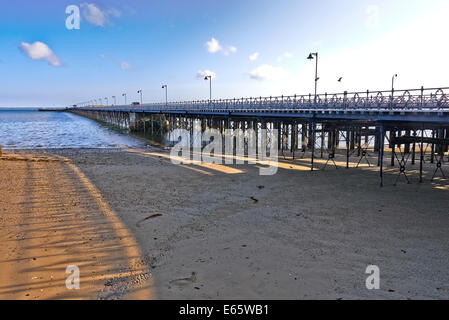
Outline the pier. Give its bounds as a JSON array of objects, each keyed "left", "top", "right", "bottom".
[
  {"left": 69, "top": 87, "right": 449, "bottom": 186},
  {"left": 38, "top": 108, "right": 68, "bottom": 112}
]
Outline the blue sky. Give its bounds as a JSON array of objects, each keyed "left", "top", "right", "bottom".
[{"left": 0, "top": 0, "right": 448, "bottom": 107}]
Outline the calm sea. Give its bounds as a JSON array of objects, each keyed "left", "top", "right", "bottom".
[{"left": 0, "top": 110, "right": 145, "bottom": 149}]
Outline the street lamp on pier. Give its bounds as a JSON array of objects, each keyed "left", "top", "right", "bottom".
[
  {"left": 162, "top": 85, "right": 168, "bottom": 106},
  {"left": 307, "top": 52, "right": 319, "bottom": 103},
  {"left": 391, "top": 74, "right": 398, "bottom": 108},
  {"left": 122, "top": 93, "right": 127, "bottom": 105},
  {"left": 392, "top": 74, "right": 398, "bottom": 93},
  {"left": 137, "top": 90, "right": 143, "bottom": 106},
  {"left": 105, "top": 97, "right": 108, "bottom": 105},
  {"left": 112, "top": 96, "right": 116, "bottom": 105},
  {"left": 204, "top": 76, "right": 212, "bottom": 103}
]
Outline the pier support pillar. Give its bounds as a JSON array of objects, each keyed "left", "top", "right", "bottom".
[
  {"left": 302, "top": 123, "right": 308, "bottom": 152},
  {"left": 379, "top": 125, "right": 385, "bottom": 187},
  {"left": 310, "top": 120, "right": 316, "bottom": 171},
  {"left": 129, "top": 112, "right": 138, "bottom": 132},
  {"left": 390, "top": 130, "right": 396, "bottom": 167},
  {"left": 420, "top": 124, "right": 424, "bottom": 183}
]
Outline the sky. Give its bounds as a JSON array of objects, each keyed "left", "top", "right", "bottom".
[{"left": 0, "top": 0, "right": 448, "bottom": 107}]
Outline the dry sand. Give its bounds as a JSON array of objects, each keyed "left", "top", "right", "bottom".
[
  {"left": 1, "top": 147, "right": 449, "bottom": 300},
  {"left": 0, "top": 153, "right": 152, "bottom": 299}
]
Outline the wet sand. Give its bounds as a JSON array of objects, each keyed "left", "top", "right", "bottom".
[{"left": 1, "top": 147, "right": 449, "bottom": 299}]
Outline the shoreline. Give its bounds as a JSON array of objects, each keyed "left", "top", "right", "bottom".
[{"left": 1, "top": 147, "right": 449, "bottom": 299}]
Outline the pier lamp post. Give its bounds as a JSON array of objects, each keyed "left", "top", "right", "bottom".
[
  {"left": 204, "top": 76, "right": 212, "bottom": 103},
  {"left": 392, "top": 74, "right": 398, "bottom": 92},
  {"left": 105, "top": 97, "right": 108, "bottom": 106},
  {"left": 391, "top": 74, "right": 398, "bottom": 108},
  {"left": 99, "top": 98, "right": 103, "bottom": 105},
  {"left": 162, "top": 85, "right": 168, "bottom": 107},
  {"left": 112, "top": 96, "right": 116, "bottom": 106},
  {"left": 122, "top": 93, "right": 127, "bottom": 105},
  {"left": 137, "top": 90, "right": 143, "bottom": 106},
  {"left": 307, "top": 52, "right": 319, "bottom": 104}
]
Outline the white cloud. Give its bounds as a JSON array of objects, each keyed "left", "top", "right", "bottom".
[
  {"left": 365, "top": 5, "right": 380, "bottom": 30},
  {"left": 205, "top": 38, "right": 237, "bottom": 55},
  {"left": 107, "top": 8, "right": 122, "bottom": 18},
  {"left": 19, "top": 41, "right": 62, "bottom": 67},
  {"left": 250, "top": 65, "right": 288, "bottom": 81},
  {"left": 249, "top": 52, "right": 259, "bottom": 61},
  {"left": 80, "top": 3, "right": 121, "bottom": 27},
  {"left": 277, "top": 51, "right": 293, "bottom": 62},
  {"left": 223, "top": 46, "right": 237, "bottom": 56},
  {"left": 205, "top": 38, "right": 222, "bottom": 54},
  {"left": 197, "top": 69, "right": 217, "bottom": 80},
  {"left": 120, "top": 61, "right": 132, "bottom": 70},
  {"left": 100, "top": 54, "right": 132, "bottom": 70}
]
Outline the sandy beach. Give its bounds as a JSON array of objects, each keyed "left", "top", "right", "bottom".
[{"left": 1, "top": 147, "right": 449, "bottom": 300}]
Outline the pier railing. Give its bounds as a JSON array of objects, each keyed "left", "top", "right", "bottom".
[{"left": 78, "top": 87, "right": 449, "bottom": 111}]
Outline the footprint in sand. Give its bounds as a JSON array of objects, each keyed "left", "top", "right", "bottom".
[{"left": 169, "top": 272, "right": 197, "bottom": 288}]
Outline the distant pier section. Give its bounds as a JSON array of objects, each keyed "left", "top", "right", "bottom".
[{"left": 38, "top": 107, "right": 68, "bottom": 112}]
